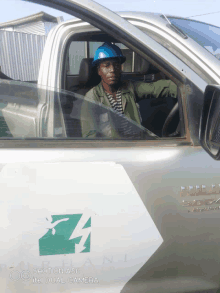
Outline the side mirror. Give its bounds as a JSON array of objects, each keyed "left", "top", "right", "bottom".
[{"left": 200, "top": 85, "right": 220, "bottom": 160}]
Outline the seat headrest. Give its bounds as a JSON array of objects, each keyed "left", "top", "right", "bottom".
[{"left": 78, "top": 58, "right": 93, "bottom": 84}]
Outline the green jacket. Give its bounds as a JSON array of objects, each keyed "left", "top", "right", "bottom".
[{"left": 81, "top": 79, "right": 177, "bottom": 138}]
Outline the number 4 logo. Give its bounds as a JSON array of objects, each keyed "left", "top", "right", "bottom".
[{"left": 39, "top": 214, "right": 91, "bottom": 256}]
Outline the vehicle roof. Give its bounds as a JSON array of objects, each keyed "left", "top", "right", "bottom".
[
  {"left": 67, "top": 11, "right": 219, "bottom": 27},
  {"left": 117, "top": 11, "right": 219, "bottom": 27}
]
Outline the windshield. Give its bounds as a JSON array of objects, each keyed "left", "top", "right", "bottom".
[{"left": 168, "top": 17, "right": 220, "bottom": 60}]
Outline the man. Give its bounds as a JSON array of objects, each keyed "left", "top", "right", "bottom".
[{"left": 81, "top": 42, "right": 177, "bottom": 138}]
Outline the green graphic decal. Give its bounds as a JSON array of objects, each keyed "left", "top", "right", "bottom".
[
  {"left": 83, "top": 217, "right": 91, "bottom": 229},
  {"left": 39, "top": 214, "right": 91, "bottom": 256}
]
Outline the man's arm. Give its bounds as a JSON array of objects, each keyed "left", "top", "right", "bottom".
[{"left": 134, "top": 80, "right": 177, "bottom": 100}]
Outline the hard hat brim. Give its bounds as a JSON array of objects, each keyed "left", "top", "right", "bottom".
[{"left": 92, "top": 56, "right": 126, "bottom": 67}]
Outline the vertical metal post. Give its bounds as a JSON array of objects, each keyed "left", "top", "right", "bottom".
[
  {"left": 85, "top": 41, "right": 90, "bottom": 58},
  {"left": 132, "top": 51, "right": 135, "bottom": 72}
]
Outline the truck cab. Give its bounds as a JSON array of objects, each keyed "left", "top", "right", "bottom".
[{"left": 1, "top": 1, "right": 220, "bottom": 293}]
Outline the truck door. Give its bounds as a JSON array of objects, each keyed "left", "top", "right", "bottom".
[{"left": 0, "top": 1, "right": 220, "bottom": 293}]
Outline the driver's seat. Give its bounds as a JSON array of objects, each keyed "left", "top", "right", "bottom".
[{"left": 69, "top": 58, "right": 100, "bottom": 96}]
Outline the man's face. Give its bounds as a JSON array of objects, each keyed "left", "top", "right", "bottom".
[{"left": 97, "top": 59, "right": 122, "bottom": 86}]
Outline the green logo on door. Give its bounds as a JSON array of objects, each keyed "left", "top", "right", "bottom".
[{"left": 39, "top": 214, "right": 91, "bottom": 256}]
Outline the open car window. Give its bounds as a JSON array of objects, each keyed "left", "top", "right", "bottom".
[
  {"left": 0, "top": 80, "right": 157, "bottom": 140},
  {"left": 64, "top": 35, "right": 181, "bottom": 138}
]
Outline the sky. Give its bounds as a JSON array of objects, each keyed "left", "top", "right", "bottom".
[{"left": 0, "top": 0, "right": 220, "bottom": 27}]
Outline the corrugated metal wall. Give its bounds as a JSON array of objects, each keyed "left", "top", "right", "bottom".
[{"left": 0, "top": 30, "right": 47, "bottom": 81}]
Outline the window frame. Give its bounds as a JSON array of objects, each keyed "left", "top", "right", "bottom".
[{"left": 0, "top": 29, "right": 193, "bottom": 146}]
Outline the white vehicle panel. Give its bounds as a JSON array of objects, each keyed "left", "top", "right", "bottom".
[{"left": 0, "top": 161, "right": 163, "bottom": 292}]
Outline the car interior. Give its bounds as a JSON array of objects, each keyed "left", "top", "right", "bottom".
[{"left": 62, "top": 32, "right": 181, "bottom": 138}]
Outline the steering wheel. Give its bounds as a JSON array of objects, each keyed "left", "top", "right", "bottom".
[{"left": 162, "top": 102, "right": 179, "bottom": 137}]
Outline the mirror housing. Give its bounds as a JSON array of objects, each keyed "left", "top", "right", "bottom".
[{"left": 200, "top": 85, "right": 220, "bottom": 160}]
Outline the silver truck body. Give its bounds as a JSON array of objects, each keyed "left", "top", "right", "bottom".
[{"left": 0, "top": 0, "right": 220, "bottom": 292}]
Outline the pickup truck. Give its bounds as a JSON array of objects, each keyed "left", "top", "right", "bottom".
[{"left": 1, "top": 0, "right": 220, "bottom": 292}]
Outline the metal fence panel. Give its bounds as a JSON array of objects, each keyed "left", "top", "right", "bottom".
[{"left": 0, "top": 30, "right": 47, "bottom": 81}]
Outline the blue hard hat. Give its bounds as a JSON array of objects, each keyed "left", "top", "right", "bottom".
[{"left": 92, "top": 42, "right": 126, "bottom": 67}]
